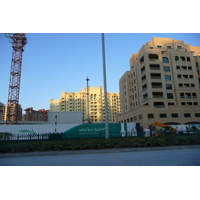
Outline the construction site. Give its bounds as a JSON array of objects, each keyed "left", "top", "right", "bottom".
[{"left": 1, "top": 33, "right": 200, "bottom": 139}]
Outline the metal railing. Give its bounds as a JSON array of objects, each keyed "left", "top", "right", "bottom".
[{"left": 0, "top": 133, "right": 63, "bottom": 141}]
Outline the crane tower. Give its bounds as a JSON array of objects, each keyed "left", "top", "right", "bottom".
[{"left": 5, "top": 33, "right": 27, "bottom": 124}]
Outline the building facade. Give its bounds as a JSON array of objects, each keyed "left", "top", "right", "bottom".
[
  {"left": 50, "top": 86, "right": 121, "bottom": 123},
  {"left": 22, "top": 107, "right": 49, "bottom": 121},
  {"left": 118, "top": 37, "right": 200, "bottom": 128},
  {"left": 0, "top": 102, "right": 4, "bottom": 121},
  {"left": 3, "top": 104, "right": 22, "bottom": 121}
]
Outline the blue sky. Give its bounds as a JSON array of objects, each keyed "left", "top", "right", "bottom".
[{"left": 1, "top": 33, "right": 200, "bottom": 112}]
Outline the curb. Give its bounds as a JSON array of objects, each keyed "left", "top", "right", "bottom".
[{"left": 0, "top": 145, "right": 200, "bottom": 158}]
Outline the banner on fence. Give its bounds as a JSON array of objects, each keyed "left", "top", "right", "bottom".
[
  {"left": 63, "top": 123, "right": 141, "bottom": 138},
  {"left": 0, "top": 123, "right": 141, "bottom": 138}
]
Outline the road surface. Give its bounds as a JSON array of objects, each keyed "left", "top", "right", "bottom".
[{"left": 0, "top": 146, "right": 200, "bottom": 166}]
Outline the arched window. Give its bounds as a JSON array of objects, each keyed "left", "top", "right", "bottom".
[{"left": 163, "top": 57, "right": 169, "bottom": 63}]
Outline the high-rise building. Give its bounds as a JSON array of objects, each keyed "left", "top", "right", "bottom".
[
  {"left": 50, "top": 86, "right": 121, "bottom": 123},
  {"left": 118, "top": 37, "right": 200, "bottom": 128}
]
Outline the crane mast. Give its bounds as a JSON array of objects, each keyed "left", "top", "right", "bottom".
[{"left": 5, "top": 33, "right": 27, "bottom": 124}]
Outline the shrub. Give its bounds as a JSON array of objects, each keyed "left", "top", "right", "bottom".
[{"left": 0, "top": 134, "right": 200, "bottom": 153}]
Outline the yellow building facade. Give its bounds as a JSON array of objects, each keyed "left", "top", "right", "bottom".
[
  {"left": 50, "top": 86, "right": 121, "bottom": 123},
  {"left": 118, "top": 37, "right": 200, "bottom": 128}
]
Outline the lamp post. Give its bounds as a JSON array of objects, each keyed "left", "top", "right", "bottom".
[
  {"left": 101, "top": 33, "right": 109, "bottom": 139},
  {"left": 86, "top": 77, "right": 90, "bottom": 123}
]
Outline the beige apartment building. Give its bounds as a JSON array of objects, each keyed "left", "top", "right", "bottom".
[
  {"left": 118, "top": 37, "right": 200, "bottom": 128},
  {"left": 50, "top": 86, "right": 121, "bottom": 123}
]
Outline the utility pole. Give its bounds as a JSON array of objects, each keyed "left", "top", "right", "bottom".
[
  {"left": 86, "top": 77, "right": 90, "bottom": 123},
  {"left": 101, "top": 33, "right": 109, "bottom": 139},
  {"left": 5, "top": 33, "right": 27, "bottom": 124}
]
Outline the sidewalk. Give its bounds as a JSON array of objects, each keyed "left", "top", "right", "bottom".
[{"left": 0, "top": 145, "right": 200, "bottom": 158}]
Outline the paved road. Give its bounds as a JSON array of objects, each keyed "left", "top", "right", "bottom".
[{"left": 0, "top": 146, "right": 200, "bottom": 166}]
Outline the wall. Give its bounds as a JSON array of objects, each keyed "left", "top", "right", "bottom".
[
  {"left": 0, "top": 124, "right": 80, "bottom": 135},
  {"left": 48, "top": 112, "right": 83, "bottom": 124}
]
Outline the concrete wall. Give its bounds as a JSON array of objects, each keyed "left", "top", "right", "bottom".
[
  {"left": 0, "top": 124, "right": 80, "bottom": 135},
  {"left": 48, "top": 112, "right": 83, "bottom": 124}
]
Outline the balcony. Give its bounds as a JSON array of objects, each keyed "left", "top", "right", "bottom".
[
  {"left": 151, "top": 76, "right": 161, "bottom": 79},
  {"left": 154, "top": 103, "right": 164, "bottom": 108}
]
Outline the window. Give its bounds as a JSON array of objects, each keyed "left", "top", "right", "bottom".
[
  {"left": 165, "top": 75, "right": 171, "bottom": 81},
  {"left": 195, "top": 113, "right": 200, "bottom": 117},
  {"left": 142, "top": 84, "right": 147, "bottom": 91},
  {"left": 184, "top": 84, "right": 189, "bottom": 88},
  {"left": 184, "top": 113, "right": 191, "bottom": 118},
  {"left": 167, "top": 93, "right": 174, "bottom": 99},
  {"left": 153, "top": 92, "right": 163, "bottom": 98},
  {"left": 176, "top": 66, "right": 180, "bottom": 70},
  {"left": 150, "top": 64, "right": 160, "bottom": 70},
  {"left": 180, "top": 93, "right": 184, "bottom": 98},
  {"left": 177, "top": 46, "right": 182, "bottom": 49},
  {"left": 157, "top": 45, "right": 162, "bottom": 49},
  {"left": 181, "top": 102, "right": 185, "bottom": 105},
  {"left": 180, "top": 56, "right": 185, "bottom": 61},
  {"left": 148, "top": 114, "right": 154, "bottom": 119},
  {"left": 163, "top": 57, "right": 169, "bottom": 63},
  {"left": 151, "top": 73, "right": 161, "bottom": 79},
  {"left": 160, "top": 114, "right": 167, "bottom": 118},
  {"left": 142, "top": 75, "right": 146, "bottom": 82},
  {"left": 149, "top": 54, "right": 159, "bottom": 61},
  {"left": 179, "top": 84, "right": 183, "bottom": 87},
  {"left": 140, "top": 56, "right": 144, "bottom": 64},
  {"left": 164, "top": 66, "right": 170, "bottom": 72},
  {"left": 167, "top": 46, "right": 172, "bottom": 49},
  {"left": 181, "top": 66, "right": 187, "bottom": 70},
  {"left": 187, "top": 57, "right": 191, "bottom": 61},
  {"left": 172, "top": 113, "right": 178, "bottom": 118},
  {"left": 168, "top": 102, "right": 174, "bottom": 105},
  {"left": 152, "top": 82, "right": 162, "bottom": 88},
  {"left": 166, "top": 84, "right": 172, "bottom": 90},
  {"left": 154, "top": 102, "right": 165, "bottom": 108},
  {"left": 175, "top": 56, "right": 179, "bottom": 61},
  {"left": 141, "top": 66, "right": 145, "bottom": 73},
  {"left": 192, "top": 93, "right": 197, "bottom": 99}
]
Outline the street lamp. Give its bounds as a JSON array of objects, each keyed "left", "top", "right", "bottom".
[
  {"left": 101, "top": 33, "right": 109, "bottom": 139},
  {"left": 86, "top": 77, "right": 90, "bottom": 123}
]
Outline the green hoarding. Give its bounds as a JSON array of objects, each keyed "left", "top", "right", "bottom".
[{"left": 63, "top": 123, "right": 141, "bottom": 139}]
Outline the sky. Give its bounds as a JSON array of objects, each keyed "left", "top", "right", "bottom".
[{"left": 1, "top": 33, "right": 200, "bottom": 112}]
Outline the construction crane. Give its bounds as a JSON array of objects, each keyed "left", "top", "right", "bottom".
[{"left": 5, "top": 33, "right": 27, "bottom": 124}]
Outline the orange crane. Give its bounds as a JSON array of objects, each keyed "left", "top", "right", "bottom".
[
  {"left": 5, "top": 33, "right": 27, "bottom": 124},
  {"left": 151, "top": 122, "right": 177, "bottom": 136}
]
